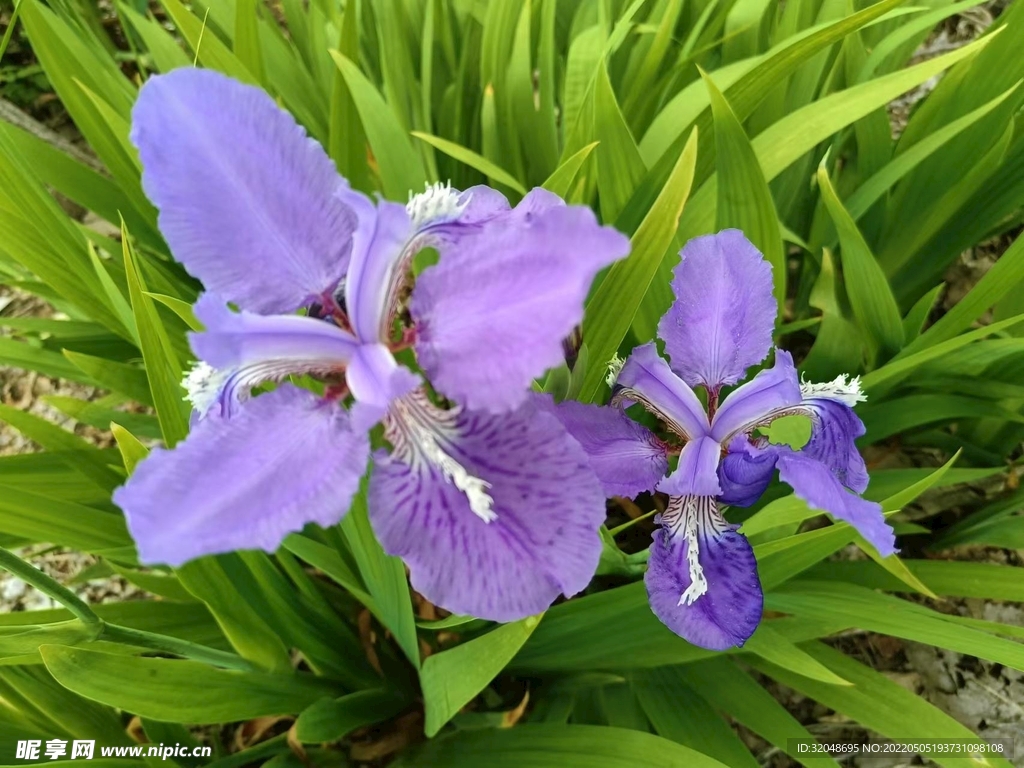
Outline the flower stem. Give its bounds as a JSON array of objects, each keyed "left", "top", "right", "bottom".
[
  {"left": 608, "top": 509, "right": 658, "bottom": 536},
  {"left": 0, "top": 547, "right": 100, "bottom": 627},
  {"left": 0, "top": 547, "right": 261, "bottom": 672},
  {"left": 99, "top": 624, "right": 262, "bottom": 672}
]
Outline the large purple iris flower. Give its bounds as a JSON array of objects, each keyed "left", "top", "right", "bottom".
[
  {"left": 551, "top": 230, "right": 896, "bottom": 650},
  {"left": 112, "top": 69, "right": 630, "bottom": 622}
]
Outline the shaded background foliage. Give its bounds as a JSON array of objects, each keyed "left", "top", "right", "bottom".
[{"left": 0, "top": 0, "right": 1023, "bottom": 765}]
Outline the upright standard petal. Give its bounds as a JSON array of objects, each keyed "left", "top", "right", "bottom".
[
  {"left": 615, "top": 343, "right": 709, "bottom": 441},
  {"left": 114, "top": 385, "right": 369, "bottom": 566},
  {"left": 710, "top": 350, "right": 801, "bottom": 443},
  {"left": 541, "top": 398, "right": 668, "bottom": 498},
  {"left": 776, "top": 451, "right": 895, "bottom": 556},
  {"left": 368, "top": 392, "right": 605, "bottom": 622},
  {"left": 657, "top": 435, "right": 722, "bottom": 497},
  {"left": 343, "top": 195, "right": 414, "bottom": 342},
  {"left": 717, "top": 437, "right": 778, "bottom": 507},
  {"left": 410, "top": 191, "right": 630, "bottom": 413},
  {"left": 131, "top": 69, "right": 356, "bottom": 314},
  {"left": 645, "top": 496, "right": 763, "bottom": 650},
  {"left": 658, "top": 230, "right": 776, "bottom": 390}
]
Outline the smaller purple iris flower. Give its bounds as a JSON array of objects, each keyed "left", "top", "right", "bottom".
[
  {"left": 112, "top": 69, "right": 631, "bottom": 623},
  {"left": 550, "top": 230, "right": 895, "bottom": 650}
]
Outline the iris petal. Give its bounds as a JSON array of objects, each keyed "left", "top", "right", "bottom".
[
  {"left": 410, "top": 189, "right": 630, "bottom": 413},
  {"left": 343, "top": 195, "right": 414, "bottom": 343},
  {"left": 345, "top": 343, "right": 420, "bottom": 429},
  {"left": 131, "top": 69, "right": 356, "bottom": 314},
  {"left": 717, "top": 436, "right": 778, "bottom": 507},
  {"left": 658, "top": 230, "right": 777, "bottom": 390},
  {"left": 188, "top": 294, "right": 360, "bottom": 416},
  {"left": 367, "top": 392, "right": 605, "bottom": 621},
  {"left": 114, "top": 385, "right": 369, "bottom": 566},
  {"left": 541, "top": 397, "right": 668, "bottom": 498},
  {"left": 710, "top": 350, "right": 801, "bottom": 442},
  {"left": 645, "top": 495, "right": 763, "bottom": 650},
  {"left": 615, "top": 343, "right": 709, "bottom": 441},
  {"left": 657, "top": 435, "right": 722, "bottom": 496},
  {"left": 776, "top": 451, "right": 895, "bottom": 556},
  {"left": 800, "top": 397, "right": 869, "bottom": 494}
]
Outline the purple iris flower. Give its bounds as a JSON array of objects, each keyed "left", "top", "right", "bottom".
[
  {"left": 550, "top": 230, "right": 896, "bottom": 650},
  {"left": 112, "top": 69, "right": 631, "bottom": 623}
]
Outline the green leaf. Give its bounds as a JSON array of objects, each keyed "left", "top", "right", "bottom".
[
  {"left": 768, "top": 582, "right": 1024, "bottom": 671},
  {"left": 145, "top": 293, "right": 202, "bottom": 332},
  {"left": 579, "top": 129, "right": 698, "bottom": 402},
  {"left": 901, "top": 229, "right": 1024, "bottom": 356},
  {"left": 0, "top": 487, "right": 131, "bottom": 556},
  {"left": 420, "top": 614, "right": 542, "bottom": 736},
  {"left": 677, "top": 658, "right": 840, "bottom": 768},
  {"left": 902, "top": 284, "right": 943, "bottom": 340},
  {"left": 45, "top": 396, "right": 161, "bottom": 441},
  {"left": 40, "top": 645, "right": 340, "bottom": 724},
  {"left": 395, "top": 724, "right": 731, "bottom": 767},
  {"left": 0, "top": 403, "right": 122, "bottom": 491},
  {"left": 339, "top": 484, "right": 419, "bottom": 668},
  {"left": 411, "top": 131, "right": 526, "bottom": 194},
  {"left": 282, "top": 532, "right": 375, "bottom": 610},
  {"left": 416, "top": 614, "right": 476, "bottom": 630},
  {"left": 542, "top": 142, "right": 599, "bottom": 199},
  {"left": 159, "top": 0, "right": 256, "bottom": 83},
  {"left": 233, "top": 550, "right": 372, "bottom": 685},
  {"left": 509, "top": 580, "right": 841, "bottom": 673},
  {"left": 632, "top": 668, "right": 760, "bottom": 767},
  {"left": 107, "top": 561, "right": 195, "bottom": 603},
  {"left": 294, "top": 690, "right": 409, "bottom": 743},
  {"left": 705, "top": 71, "right": 785, "bottom": 308},
  {"left": 670, "top": 34, "right": 997, "bottom": 257},
  {"left": 593, "top": 63, "right": 647, "bottom": 224},
  {"left": 0, "top": 0, "right": 23, "bottom": 61},
  {"left": 233, "top": 0, "right": 265, "bottom": 85},
  {"left": 327, "top": 3, "right": 370, "bottom": 191},
  {"left": 859, "top": 394, "right": 1024, "bottom": 443},
  {"left": 176, "top": 558, "right": 293, "bottom": 673},
  {"left": 765, "top": 414, "right": 811, "bottom": 449},
  {"left": 63, "top": 351, "right": 154, "bottom": 407},
  {"left": 748, "top": 641, "right": 1015, "bottom": 768},
  {"left": 804, "top": 560, "right": 1024, "bottom": 603},
  {"left": 742, "top": 625, "right": 851, "bottom": 686},
  {"left": 630, "top": 0, "right": 913, "bottom": 236},
  {"left": 111, "top": 423, "right": 150, "bottom": 475},
  {"left": 330, "top": 51, "right": 427, "bottom": 200},
  {"left": 0, "top": 337, "right": 101, "bottom": 387},
  {"left": 121, "top": 221, "right": 190, "bottom": 446},
  {"left": 816, "top": 159, "right": 904, "bottom": 360},
  {"left": 118, "top": 3, "right": 191, "bottom": 73},
  {"left": 0, "top": 122, "right": 148, "bottom": 253},
  {"left": 840, "top": 84, "right": 1019, "bottom": 227},
  {"left": 861, "top": 312, "right": 1024, "bottom": 392},
  {"left": 0, "top": 622, "right": 98, "bottom": 662}
]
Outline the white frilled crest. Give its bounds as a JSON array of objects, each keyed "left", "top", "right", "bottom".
[
  {"left": 406, "top": 181, "right": 469, "bottom": 230},
  {"left": 182, "top": 362, "right": 229, "bottom": 416},
  {"left": 799, "top": 373, "right": 866, "bottom": 407}
]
